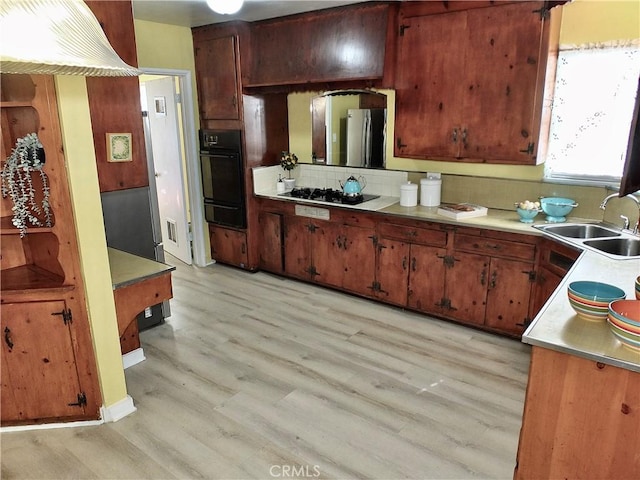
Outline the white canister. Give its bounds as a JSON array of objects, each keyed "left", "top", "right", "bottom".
[
  {"left": 420, "top": 177, "right": 442, "bottom": 207},
  {"left": 400, "top": 182, "right": 418, "bottom": 207}
]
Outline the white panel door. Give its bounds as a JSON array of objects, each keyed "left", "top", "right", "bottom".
[{"left": 144, "top": 76, "right": 192, "bottom": 265}]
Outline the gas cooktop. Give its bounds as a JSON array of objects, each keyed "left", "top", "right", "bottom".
[{"left": 279, "top": 187, "right": 379, "bottom": 205}]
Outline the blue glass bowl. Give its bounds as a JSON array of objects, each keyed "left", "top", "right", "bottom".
[{"left": 516, "top": 207, "right": 539, "bottom": 223}]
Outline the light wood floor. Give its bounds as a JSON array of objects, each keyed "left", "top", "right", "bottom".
[{"left": 1, "top": 258, "right": 531, "bottom": 479}]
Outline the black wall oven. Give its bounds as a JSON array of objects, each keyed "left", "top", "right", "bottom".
[{"left": 199, "top": 129, "right": 246, "bottom": 228}]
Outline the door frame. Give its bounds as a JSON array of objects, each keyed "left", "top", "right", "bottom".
[{"left": 140, "top": 68, "right": 208, "bottom": 267}]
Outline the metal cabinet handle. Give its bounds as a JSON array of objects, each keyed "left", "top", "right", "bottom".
[
  {"left": 4, "top": 327, "right": 13, "bottom": 350},
  {"left": 402, "top": 256, "right": 407, "bottom": 271},
  {"left": 490, "top": 271, "right": 497, "bottom": 289},
  {"left": 462, "top": 128, "right": 468, "bottom": 147},
  {"left": 452, "top": 128, "right": 458, "bottom": 144},
  {"left": 411, "top": 257, "right": 417, "bottom": 272},
  {"left": 480, "top": 269, "right": 486, "bottom": 286}
]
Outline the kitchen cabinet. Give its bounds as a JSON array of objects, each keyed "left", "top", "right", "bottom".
[
  {"left": 395, "top": 1, "right": 554, "bottom": 164},
  {"left": 530, "top": 237, "right": 580, "bottom": 315},
  {"left": 515, "top": 347, "right": 640, "bottom": 478},
  {"left": 1, "top": 74, "right": 101, "bottom": 426},
  {"left": 194, "top": 34, "right": 241, "bottom": 122},
  {"left": 245, "top": 3, "right": 391, "bottom": 88},
  {"left": 375, "top": 222, "right": 448, "bottom": 309},
  {"left": 209, "top": 225, "right": 248, "bottom": 269},
  {"left": 283, "top": 214, "right": 376, "bottom": 297},
  {"left": 450, "top": 231, "right": 537, "bottom": 335},
  {"left": 1, "top": 300, "right": 92, "bottom": 424},
  {"left": 258, "top": 211, "right": 284, "bottom": 273}
]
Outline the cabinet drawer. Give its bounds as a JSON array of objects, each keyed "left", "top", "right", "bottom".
[
  {"left": 454, "top": 234, "right": 535, "bottom": 261},
  {"left": 378, "top": 223, "right": 447, "bottom": 247}
]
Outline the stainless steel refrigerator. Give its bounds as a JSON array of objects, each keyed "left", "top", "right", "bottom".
[
  {"left": 100, "top": 111, "right": 169, "bottom": 331},
  {"left": 346, "top": 108, "right": 387, "bottom": 168}
]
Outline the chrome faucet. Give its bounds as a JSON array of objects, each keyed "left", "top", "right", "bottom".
[{"left": 600, "top": 193, "right": 640, "bottom": 234}]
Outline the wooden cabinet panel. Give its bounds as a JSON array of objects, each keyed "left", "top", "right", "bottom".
[
  {"left": 407, "top": 244, "right": 447, "bottom": 314},
  {"left": 85, "top": 1, "right": 148, "bottom": 192},
  {"left": 283, "top": 216, "right": 312, "bottom": 280},
  {"left": 445, "top": 251, "right": 488, "bottom": 325},
  {"left": 454, "top": 233, "right": 536, "bottom": 261},
  {"left": 210, "top": 225, "right": 248, "bottom": 268},
  {"left": 377, "top": 222, "right": 447, "bottom": 247},
  {"left": 340, "top": 225, "right": 376, "bottom": 297},
  {"left": 246, "top": 4, "right": 389, "bottom": 87},
  {"left": 1, "top": 301, "right": 87, "bottom": 423},
  {"left": 258, "top": 212, "right": 283, "bottom": 272},
  {"left": 485, "top": 257, "right": 535, "bottom": 335},
  {"left": 530, "top": 265, "right": 562, "bottom": 317},
  {"left": 395, "top": 1, "right": 550, "bottom": 164},
  {"left": 376, "top": 238, "right": 410, "bottom": 306},
  {"left": 516, "top": 347, "right": 640, "bottom": 479},
  {"left": 313, "top": 222, "right": 344, "bottom": 289},
  {"left": 395, "top": 11, "right": 466, "bottom": 159},
  {"left": 194, "top": 35, "right": 241, "bottom": 121}
]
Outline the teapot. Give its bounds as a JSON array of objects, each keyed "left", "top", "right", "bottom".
[{"left": 339, "top": 175, "right": 367, "bottom": 197}]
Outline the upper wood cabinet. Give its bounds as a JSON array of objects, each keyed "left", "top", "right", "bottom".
[
  {"left": 244, "top": 3, "right": 391, "bottom": 88},
  {"left": 394, "top": 1, "right": 556, "bottom": 164},
  {"left": 194, "top": 35, "right": 241, "bottom": 121},
  {"left": 85, "top": 1, "right": 148, "bottom": 192}
]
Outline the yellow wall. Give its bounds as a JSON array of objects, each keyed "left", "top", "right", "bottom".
[
  {"left": 288, "top": 0, "right": 639, "bottom": 180},
  {"left": 55, "top": 76, "right": 128, "bottom": 408},
  {"left": 134, "top": 19, "right": 200, "bottom": 132},
  {"left": 560, "top": 0, "right": 640, "bottom": 45}
]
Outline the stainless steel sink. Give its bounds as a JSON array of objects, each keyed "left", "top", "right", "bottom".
[
  {"left": 542, "top": 224, "right": 621, "bottom": 239},
  {"left": 583, "top": 238, "right": 640, "bottom": 258}
]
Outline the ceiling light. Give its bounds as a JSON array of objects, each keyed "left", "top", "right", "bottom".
[{"left": 206, "top": 0, "right": 244, "bottom": 15}]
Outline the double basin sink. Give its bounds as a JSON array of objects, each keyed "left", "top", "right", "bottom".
[{"left": 536, "top": 223, "right": 640, "bottom": 259}]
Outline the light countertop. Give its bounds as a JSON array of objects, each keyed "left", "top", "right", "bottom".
[
  {"left": 108, "top": 247, "right": 175, "bottom": 290},
  {"left": 257, "top": 192, "right": 640, "bottom": 371}
]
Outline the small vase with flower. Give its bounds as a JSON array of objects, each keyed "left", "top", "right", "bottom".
[{"left": 280, "top": 151, "right": 298, "bottom": 191}]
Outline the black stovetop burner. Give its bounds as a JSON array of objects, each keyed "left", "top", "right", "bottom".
[{"left": 281, "top": 187, "right": 379, "bottom": 205}]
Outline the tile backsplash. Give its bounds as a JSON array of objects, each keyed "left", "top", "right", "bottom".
[{"left": 254, "top": 165, "right": 638, "bottom": 227}]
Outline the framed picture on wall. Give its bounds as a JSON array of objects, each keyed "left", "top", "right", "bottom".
[
  {"left": 154, "top": 96, "right": 166, "bottom": 116},
  {"left": 106, "top": 133, "right": 132, "bottom": 162}
]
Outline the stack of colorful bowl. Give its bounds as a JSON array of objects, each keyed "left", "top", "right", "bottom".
[
  {"left": 607, "top": 300, "right": 640, "bottom": 351},
  {"left": 567, "top": 281, "right": 626, "bottom": 321}
]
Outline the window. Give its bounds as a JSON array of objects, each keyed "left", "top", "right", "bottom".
[{"left": 544, "top": 44, "right": 640, "bottom": 186}]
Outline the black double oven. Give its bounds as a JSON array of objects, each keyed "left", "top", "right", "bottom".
[{"left": 199, "top": 129, "right": 246, "bottom": 228}]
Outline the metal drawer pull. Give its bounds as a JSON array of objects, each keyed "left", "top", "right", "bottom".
[{"left": 4, "top": 327, "right": 13, "bottom": 350}]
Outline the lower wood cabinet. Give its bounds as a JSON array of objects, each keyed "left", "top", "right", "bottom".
[
  {"left": 258, "top": 212, "right": 283, "bottom": 272},
  {"left": 516, "top": 347, "right": 640, "bottom": 478},
  {"left": 283, "top": 215, "right": 376, "bottom": 296},
  {"left": 209, "top": 224, "right": 248, "bottom": 269},
  {"left": 258, "top": 199, "right": 576, "bottom": 338},
  {"left": 1, "top": 299, "right": 100, "bottom": 424}
]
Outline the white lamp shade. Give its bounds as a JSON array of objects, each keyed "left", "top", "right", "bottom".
[
  {"left": 0, "top": 0, "right": 140, "bottom": 76},
  {"left": 206, "top": 0, "right": 244, "bottom": 15}
]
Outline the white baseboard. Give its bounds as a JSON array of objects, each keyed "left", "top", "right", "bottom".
[
  {"left": 122, "top": 347, "right": 146, "bottom": 369},
  {"left": 100, "top": 395, "right": 136, "bottom": 423},
  {"left": 1, "top": 418, "right": 103, "bottom": 433}
]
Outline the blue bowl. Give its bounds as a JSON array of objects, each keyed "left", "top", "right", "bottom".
[
  {"left": 568, "top": 281, "right": 626, "bottom": 303},
  {"left": 540, "top": 197, "right": 578, "bottom": 223},
  {"left": 516, "top": 207, "right": 539, "bottom": 223}
]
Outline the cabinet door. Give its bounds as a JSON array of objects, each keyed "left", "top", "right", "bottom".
[
  {"left": 530, "top": 265, "right": 563, "bottom": 317},
  {"left": 283, "top": 216, "right": 312, "bottom": 280},
  {"left": 407, "top": 244, "right": 447, "bottom": 314},
  {"left": 341, "top": 225, "right": 376, "bottom": 297},
  {"left": 258, "top": 212, "right": 283, "bottom": 272},
  {"left": 395, "top": 12, "right": 466, "bottom": 159},
  {"left": 210, "top": 225, "right": 248, "bottom": 268},
  {"left": 1, "top": 301, "right": 85, "bottom": 423},
  {"left": 462, "top": 2, "right": 545, "bottom": 161},
  {"left": 485, "top": 258, "right": 535, "bottom": 335},
  {"left": 194, "top": 35, "right": 240, "bottom": 121},
  {"left": 376, "top": 238, "right": 410, "bottom": 306},
  {"left": 445, "top": 251, "right": 488, "bottom": 325},
  {"left": 312, "top": 221, "right": 344, "bottom": 289}
]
